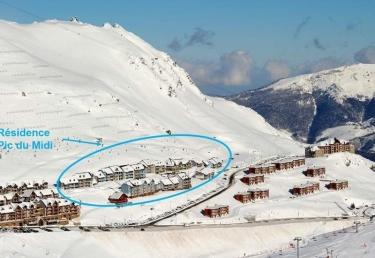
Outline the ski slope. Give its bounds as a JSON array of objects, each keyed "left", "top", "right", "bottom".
[{"left": 0, "top": 19, "right": 302, "bottom": 184}]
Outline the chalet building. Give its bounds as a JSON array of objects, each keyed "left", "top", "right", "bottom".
[
  {"left": 165, "top": 158, "right": 180, "bottom": 173},
  {"left": 0, "top": 198, "right": 80, "bottom": 227},
  {"left": 195, "top": 169, "right": 214, "bottom": 180},
  {"left": 173, "top": 159, "right": 194, "bottom": 170},
  {"left": 304, "top": 167, "right": 326, "bottom": 177},
  {"left": 326, "top": 180, "right": 349, "bottom": 190},
  {"left": 59, "top": 157, "right": 206, "bottom": 189},
  {"left": 203, "top": 157, "right": 223, "bottom": 169},
  {"left": 60, "top": 176, "right": 79, "bottom": 189},
  {"left": 241, "top": 175, "right": 264, "bottom": 185},
  {"left": 274, "top": 158, "right": 305, "bottom": 171},
  {"left": 202, "top": 205, "right": 229, "bottom": 218},
  {"left": 305, "top": 138, "right": 355, "bottom": 158},
  {"left": 21, "top": 190, "right": 38, "bottom": 202},
  {"left": 100, "top": 167, "right": 115, "bottom": 181},
  {"left": 10, "top": 180, "right": 48, "bottom": 193},
  {"left": 132, "top": 163, "right": 146, "bottom": 179},
  {"left": 291, "top": 182, "right": 319, "bottom": 196},
  {"left": 169, "top": 177, "right": 180, "bottom": 189},
  {"left": 1, "top": 192, "right": 21, "bottom": 204},
  {"left": 110, "top": 166, "right": 124, "bottom": 180},
  {"left": 161, "top": 176, "right": 186, "bottom": 191},
  {"left": 234, "top": 192, "right": 252, "bottom": 203},
  {"left": 38, "top": 189, "right": 58, "bottom": 199},
  {"left": 20, "top": 189, "right": 58, "bottom": 203},
  {"left": 154, "top": 161, "right": 166, "bottom": 174},
  {"left": 60, "top": 173, "right": 93, "bottom": 189},
  {"left": 121, "top": 173, "right": 191, "bottom": 197},
  {"left": 177, "top": 173, "right": 192, "bottom": 189},
  {"left": 76, "top": 172, "right": 93, "bottom": 188},
  {"left": 5, "top": 183, "right": 19, "bottom": 193},
  {"left": 247, "top": 164, "right": 276, "bottom": 174},
  {"left": 120, "top": 165, "right": 135, "bottom": 179},
  {"left": 108, "top": 192, "right": 128, "bottom": 204},
  {"left": 161, "top": 178, "right": 174, "bottom": 191},
  {"left": 92, "top": 170, "right": 106, "bottom": 184},
  {"left": 248, "top": 189, "right": 269, "bottom": 200},
  {"left": 121, "top": 178, "right": 160, "bottom": 198},
  {"left": 140, "top": 159, "right": 156, "bottom": 174}
]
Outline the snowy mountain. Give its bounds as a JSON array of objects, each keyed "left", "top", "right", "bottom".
[
  {"left": 0, "top": 19, "right": 301, "bottom": 182},
  {"left": 0, "top": 19, "right": 375, "bottom": 258},
  {"left": 229, "top": 64, "right": 375, "bottom": 160}
]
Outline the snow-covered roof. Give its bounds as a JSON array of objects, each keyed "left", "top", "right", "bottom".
[
  {"left": 40, "top": 198, "right": 72, "bottom": 207},
  {"left": 293, "top": 182, "right": 319, "bottom": 188},
  {"left": 3, "top": 192, "right": 16, "bottom": 199},
  {"left": 60, "top": 176, "right": 79, "bottom": 184},
  {"left": 110, "top": 166, "right": 123, "bottom": 173},
  {"left": 0, "top": 205, "right": 16, "bottom": 214},
  {"left": 129, "top": 179, "right": 142, "bottom": 186},
  {"left": 248, "top": 188, "right": 269, "bottom": 192},
  {"left": 250, "top": 163, "right": 276, "bottom": 168},
  {"left": 121, "top": 165, "right": 134, "bottom": 172},
  {"left": 140, "top": 159, "right": 155, "bottom": 166},
  {"left": 92, "top": 170, "right": 106, "bottom": 178},
  {"left": 196, "top": 170, "right": 214, "bottom": 175},
  {"left": 236, "top": 191, "right": 251, "bottom": 195},
  {"left": 205, "top": 204, "right": 228, "bottom": 209},
  {"left": 21, "top": 189, "right": 35, "bottom": 198},
  {"left": 76, "top": 172, "right": 92, "bottom": 179},
  {"left": 101, "top": 167, "right": 114, "bottom": 175},
  {"left": 154, "top": 160, "right": 166, "bottom": 166},
  {"left": 132, "top": 163, "right": 145, "bottom": 171},
  {"left": 169, "top": 177, "right": 180, "bottom": 184},
  {"left": 152, "top": 178, "right": 160, "bottom": 184},
  {"left": 39, "top": 189, "right": 53, "bottom": 196},
  {"left": 109, "top": 191, "right": 125, "bottom": 199},
  {"left": 330, "top": 179, "right": 348, "bottom": 184},
  {"left": 312, "top": 138, "right": 350, "bottom": 148},
  {"left": 165, "top": 158, "right": 176, "bottom": 167},
  {"left": 178, "top": 172, "right": 189, "bottom": 180},
  {"left": 161, "top": 179, "right": 172, "bottom": 186},
  {"left": 243, "top": 174, "right": 263, "bottom": 178}
]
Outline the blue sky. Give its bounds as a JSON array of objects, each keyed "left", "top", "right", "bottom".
[{"left": 1, "top": 0, "right": 375, "bottom": 95}]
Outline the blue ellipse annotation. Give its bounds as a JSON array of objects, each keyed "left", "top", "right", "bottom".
[{"left": 56, "top": 133, "right": 233, "bottom": 208}]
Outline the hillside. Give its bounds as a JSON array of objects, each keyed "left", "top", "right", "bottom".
[
  {"left": 0, "top": 19, "right": 375, "bottom": 258},
  {"left": 0, "top": 19, "right": 303, "bottom": 184},
  {"left": 229, "top": 64, "right": 375, "bottom": 160}
]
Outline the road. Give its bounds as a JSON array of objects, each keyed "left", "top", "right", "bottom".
[{"left": 1, "top": 215, "right": 363, "bottom": 234}]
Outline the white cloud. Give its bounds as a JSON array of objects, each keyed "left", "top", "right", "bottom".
[
  {"left": 180, "top": 50, "right": 253, "bottom": 86},
  {"left": 264, "top": 60, "right": 291, "bottom": 81}
]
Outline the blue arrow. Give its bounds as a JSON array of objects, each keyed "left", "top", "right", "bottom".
[{"left": 62, "top": 137, "right": 101, "bottom": 146}]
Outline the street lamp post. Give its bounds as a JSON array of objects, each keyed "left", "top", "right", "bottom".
[{"left": 294, "top": 237, "right": 302, "bottom": 258}]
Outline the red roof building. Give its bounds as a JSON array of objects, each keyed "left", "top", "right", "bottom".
[{"left": 108, "top": 192, "right": 128, "bottom": 204}]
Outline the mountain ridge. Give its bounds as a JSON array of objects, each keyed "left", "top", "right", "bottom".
[{"left": 229, "top": 63, "right": 375, "bottom": 160}]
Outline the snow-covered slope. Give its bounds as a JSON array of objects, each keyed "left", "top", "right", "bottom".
[
  {"left": 0, "top": 19, "right": 303, "bottom": 184},
  {"left": 229, "top": 64, "right": 375, "bottom": 159},
  {"left": 264, "top": 64, "right": 375, "bottom": 101}
]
